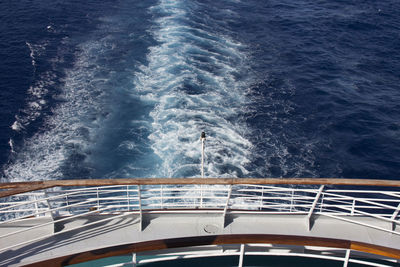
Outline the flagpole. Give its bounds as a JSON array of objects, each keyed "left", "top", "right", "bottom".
[{"left": 200, "top": 132, "right": 206, "bottom": 178}]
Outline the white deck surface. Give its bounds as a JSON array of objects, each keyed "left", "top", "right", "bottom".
[{"left": 0, "top": 212, "right": 399, "bottom": 266}]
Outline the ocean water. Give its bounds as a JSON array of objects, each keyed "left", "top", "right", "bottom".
[{"left": 1, "top": 0, "right": 400, "bottom": 182}]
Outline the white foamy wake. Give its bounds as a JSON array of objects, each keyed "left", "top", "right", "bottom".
[
  {"left": 25, "top": 42, "right": 38, "bottom": 70},
  {"left": 134, "top": 0, "right": 254, "bottom": 177},
  {"left": 3, "top": 0, "right": 255, "bottom": 181},
  {"left": 3, "top": 39, "right": 113, "bottom": 181},
  {"left": 10, "top": 42, "right": 53, "bottom": 134}
]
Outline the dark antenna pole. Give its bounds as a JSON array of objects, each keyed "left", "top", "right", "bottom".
[{"left": 200, "top": 132, "right": 206, "bottom": 178}]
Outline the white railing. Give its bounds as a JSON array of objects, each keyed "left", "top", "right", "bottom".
[
  {"left": 0, "top": 180, "right": 400, "bottom": 264},
  {"left": 108, "top": 244, "right": 398, "bottom": 267},
  {"left": 1, "top": 183, "right": 400, "bottom": 230}
]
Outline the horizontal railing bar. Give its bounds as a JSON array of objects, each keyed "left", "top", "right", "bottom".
[
  {"left": 337, "top": 206, "right": 399, "bottom": 224},
  {"left": 0, "top": 188, "right": 107, "bottom": 212},
  {"left": 0, "top": 209, "right": 49, "bottom": 214},
  {"left": 2, "top": 201, "right": 396, "bottom": 212},
  {"left": 2, "top": 178, "right": 400, "bottom": 197},
  {"left": 321, "top": 191, "right": 399, "bottom": 210},
  {"left": 237, "top": 187, "right": 319, "bottom": 192},
  {"left": 8, "top": 196, "right": 385, "bottom": 207},
  {"left": 322, "top": 198, "right": 400, "bottom": 203},
  {"left": 40, "top": 189, "right": 399, "bottom": 199},
  {"left": 319, "top": 204, "right": 391, "bottom": 210},
  {"left": 232, "top": 195, "right": 313, "bottom": 199},
  {"left": 142, "top": 197, "right": 227, "bottom": 201},
  {"left": 28, "top": 199, "right": 395, "bottom": 208},
  {"left": 326, "top": 189, "right": 400, "bottom": 194},
  {"left": 0, "top": 198, "right": 98, "bottom": 227},
  {"left": 51, "top": 185, "right": 140, "bottom": 192}
]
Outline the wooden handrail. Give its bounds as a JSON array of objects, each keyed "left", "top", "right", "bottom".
[
  {"left": 24, "top": 234, "right": 400, "bottom": 266},
  {"left": 1, "top": 178, "right": 399, "bottom": 198}
]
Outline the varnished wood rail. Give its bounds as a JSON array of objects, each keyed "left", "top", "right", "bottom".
[{"left": 1, "top": 178, "right": 400, "bottom": 198}]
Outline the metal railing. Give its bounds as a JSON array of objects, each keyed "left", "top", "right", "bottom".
[
  {"left": 0, "top": 178, "right": 400, "bottom": 263},
  {"left": 110, "top": 244, "right": 398, "bottom": 267},
  {"left": 1, "top": 182, "right": 400, "bottom": 231}
]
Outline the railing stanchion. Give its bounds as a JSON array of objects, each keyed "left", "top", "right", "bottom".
[
  {"left": 34, "top": 194, "right": 39, "bottom": 218},
  {"left": 161, "top": 185, "right": 164, "bottom": 209},
  {"left": 391, "top": 203, "right": 400, "bottom": 231},
  {"left": 45, "top": 191, "right": 55, "bottom": 220},
  {"left": 307, "top": 185, "right": 325, "bottom": 231},
  {"left": 238, "top": 244, "right": 245, "bottom": 267},
  {"left": 290, "top": 189, "right": 294, "bottom": 212},
  {"left": 127, "top": 185, "right": 130, "bottom": 212},
  {"left": 96, "top": 187, "right": 100, "bottom": 210},
  {"left": 223, "top": 185, "right": 232, "bottom": 227},
  {"left": 319, "top": 193, "right": 324, "bottom": 212},
  {"left": 138, "top": 185, "right": 143, "bottom": 231},
  {"left": 65, "top": 195, "right": 70, "bottom": 214},
  {"left": 200, "top": 185, "right": 203, "bottom": 208},
  {"left": 132, "top": 253, "right": 137, "bottom": 267},
  {"left": 343, "top": 249, "right": 350, "bottom": 267},
  {"left": 351, "top": 199, "right": 356, "bottom": 216}
]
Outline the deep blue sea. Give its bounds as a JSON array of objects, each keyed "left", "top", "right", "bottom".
[{"left": 1, "top": 0, "right": 400, "bottom": 182}]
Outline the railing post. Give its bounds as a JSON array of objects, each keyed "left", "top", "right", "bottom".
[
  {"left": 138, "top": 185, "right": 143, "bottom": 231},
  {"left": 307, "top": 185, "right": 324, "bottom": 231},
  {"left": 200, "top": 185, "right": 203, "bottom": 208},
  {"left": 132, "top": 253, "right": 137, "bottom": 267},
  {"left": 290, "top": 189, "right": 294, "bottom": 212},
  {"left": 391, "top": 203, "right": 400, "bottom": 231},
  {"left": 343, "top": 249, "right": 350, "bottom": 267},
  {"left": 238, "top": 244, "right": 245, "bottom": 267},
  {"left": 223, "top": 185, "right": 233, "bottom": 227},
  {"left": 34, "top": 194, "right": 39, "bottom": 218},
  {"left": 96, "top": 187, "right": 100, "bottom": 210},
  {"left": 351, "top": 199, "right": 356, "bottom": 216},
  {"left": 44, "top": 191, "right": 55, "bottom": 220},
  {"left": 65, "top": 195, "right": 70, "bottom": 214},
  {"left": 319, "top": 193, "right": 324, "bottom": 213},
  {"left": 127, "top": 185, "right": 130, "bottom": 212},
  {"left": 161, "top": 185, "right": 164, "bottom": 209}
]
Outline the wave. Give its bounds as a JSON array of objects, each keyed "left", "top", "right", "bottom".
[
  {"left": 10, "top": 42, "right": 53, "bottom": 134},
  {"left": 3, "top": 38, "right": 113, "bottom": 181},
  {"left": 2, "top": 0, "right": 255, "bottom": 181},
  {"left": 133, "top": 0, "right": 254, "bottom": 177}
]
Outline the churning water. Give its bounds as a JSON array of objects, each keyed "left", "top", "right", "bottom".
[{"left": 1, "top": 0, "right": 400, "bottom": 181}]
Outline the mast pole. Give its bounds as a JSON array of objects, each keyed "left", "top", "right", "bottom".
[{"left": 200, "top": 132, "right": 206, "bottom": 178}]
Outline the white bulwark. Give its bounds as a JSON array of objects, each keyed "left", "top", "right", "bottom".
[{"left": 0, "top": 178, "right": 400, "bottom": 266}]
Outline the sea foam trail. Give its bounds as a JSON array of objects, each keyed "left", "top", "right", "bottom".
[
  {"left": 2, "top": 40, "right": 112, "bottom": 181},
  {"left": 10, "top": 42, "right": 53, "bottom": 134},
  {"left": 134, "top": 0, "right": 254, "bottom": 177},
  {"left": 2, "top": 0, "right": 255, "bottom": 181}
]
